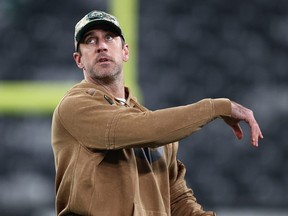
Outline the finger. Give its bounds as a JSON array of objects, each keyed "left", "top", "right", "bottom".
[
  {"left": 259, "top": 129, "right": 264, "bottom": 139},
  {"left": 250, "top": 123, "right": 263, "bottom": 148},
  {"left": 251, "top": 137, "right": 258, "bottom": 148},
  {"left": 251, "top": 125, "right": 258, "bottom": 147}
]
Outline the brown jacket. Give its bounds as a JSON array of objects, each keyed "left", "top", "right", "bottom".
[{"left": 51, "top": 80, "right": 231, "bottom": 216}]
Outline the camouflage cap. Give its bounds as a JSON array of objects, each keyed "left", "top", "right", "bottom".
[{"left": 74, "top": 10, "right": 125, "bottom": 51}]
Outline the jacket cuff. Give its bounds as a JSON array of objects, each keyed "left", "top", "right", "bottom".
[{"left": 212, "top": 98, "right": 231, "bottom": 117}]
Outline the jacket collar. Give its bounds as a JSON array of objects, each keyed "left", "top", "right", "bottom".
[{"left": 75, "top": 80, "right": 138, "bottom": 106}]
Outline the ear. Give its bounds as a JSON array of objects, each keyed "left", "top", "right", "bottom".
[
  {"left": 122, "top": 44, "right": 129, "bottom": 62},
  {"left": 73, "top": 52, "right": 84, "bottom": 69}
]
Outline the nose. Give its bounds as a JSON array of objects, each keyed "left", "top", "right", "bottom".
[{"left": 97, "top": 39, "right": 108, "bottom": 53}]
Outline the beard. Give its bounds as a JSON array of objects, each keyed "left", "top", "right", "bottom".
[{"left": 88, "top": 62, "right": 123, "bottom": 84}]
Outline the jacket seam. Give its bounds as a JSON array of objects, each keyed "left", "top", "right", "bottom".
[
  {"left": 67, "top": 143, "right": 81, "bottom": 213},
  {"left": 109, "top": 110, "right": 123, "bottom": 149},
  {"left": 105, "top": 109, "right": 120, "bottom": 149},
  {"left": 104, "top": 116, "right": 111, "bottom": 149},
  {"left": 87, "top": 157, "right": 97, "bottom": 216},
  {"left": 210, "top": 98, "right": 215, "bottom": 118}
]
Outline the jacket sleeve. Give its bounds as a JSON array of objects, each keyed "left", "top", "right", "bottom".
[
  {"left": 56, "top": 89, "right": 231, "bottom": 150},
  {"left": 169, "top": 144, "right": 216, "bottom": 216}
]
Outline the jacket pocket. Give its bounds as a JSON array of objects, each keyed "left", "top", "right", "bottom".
[{"left": 133, "top": 203, "right": 167, "bottom": 216}]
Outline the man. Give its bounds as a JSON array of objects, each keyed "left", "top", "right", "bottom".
[{"left": 51, "top": 10, "right": 263, "bottom": 216}]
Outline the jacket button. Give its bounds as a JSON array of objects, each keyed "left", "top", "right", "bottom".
[{"left": 87, "top": 88, "right": 96, "bottom": 96}]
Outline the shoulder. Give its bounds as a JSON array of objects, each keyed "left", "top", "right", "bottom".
[
  {"left": 62, "top": 82, "right": 109, "bottom": 105},
  {"left": 54, "top": 82, "right": 113, "bottom": 118}
]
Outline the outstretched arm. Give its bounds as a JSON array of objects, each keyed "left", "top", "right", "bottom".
[{"left": 222, "top": 101, "right": 264, "bottom": 147}]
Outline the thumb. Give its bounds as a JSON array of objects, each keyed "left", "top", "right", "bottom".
[
  {"left": 230, "top": 123, "right": 243, "bottom": 140},
  {"left": 222, "top": 116, "right": 243, "bottom": 140}
]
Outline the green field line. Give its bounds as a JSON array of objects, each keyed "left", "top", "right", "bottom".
[{"left": 0, "top": 81, "right": 74, "bottom": 115}]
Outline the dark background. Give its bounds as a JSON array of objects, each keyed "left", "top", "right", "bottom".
[{"left": 0, "top": 0, "right": 287, "bottom": 215}]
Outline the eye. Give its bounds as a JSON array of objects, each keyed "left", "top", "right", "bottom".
[
  {"left": 105, "top": 34, "right": 113, "bottom": 41},
  {"left": 85, "top": 37, "right": 97, "bottom": 44}
]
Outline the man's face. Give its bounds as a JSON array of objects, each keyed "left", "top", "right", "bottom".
[{"left": 73, "top": 28, "right": 129, "bottom": 83}]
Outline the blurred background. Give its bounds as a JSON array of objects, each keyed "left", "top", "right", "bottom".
[{"left": 0, "top": 0, "right": 287, "bottom": 215}]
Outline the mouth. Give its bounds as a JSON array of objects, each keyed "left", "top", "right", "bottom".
[
  {"left": 96, "top": 55, "right": 111, "bottom": 64},
  {"left": 98, "top": 58, "right": 109, "bottom": 63}
]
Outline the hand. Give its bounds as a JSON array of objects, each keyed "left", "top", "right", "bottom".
[{"left": 222, "top": 101, "right": 264, "bottom": 147}]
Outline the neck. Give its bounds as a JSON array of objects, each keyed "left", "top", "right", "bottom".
[
  {"left": 85, "top": 75, "right": 125, "bottom": 99},
  {"left": 102, "top": 81, "right": 125, "bottom": 99}
]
